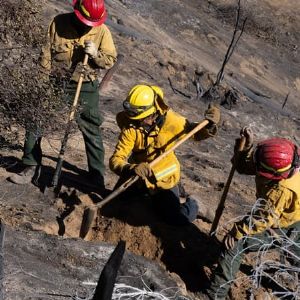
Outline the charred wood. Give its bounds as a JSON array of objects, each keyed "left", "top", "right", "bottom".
[
  {"left": 168, "top": 77, "right": 192, "bottom": 99},
  {"left": 214, "top": 0, "right": 247, "bottom": 86},
  {"left": 92, "top": 241, "right": 126, "bottom": 300}
]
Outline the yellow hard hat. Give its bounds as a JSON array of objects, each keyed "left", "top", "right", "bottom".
[{"left": 123, "top": 85, "right": 163, "bottom": 120}]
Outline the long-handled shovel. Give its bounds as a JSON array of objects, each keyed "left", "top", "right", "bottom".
[
  {"left": 209, "top": 135, "right": 246, "bottom": 235},
  {"left": 45, "top": 54, "right": 124, "bottom": 197},
  {"left": 79, "top": 119, "right": 210, "bottom": 239},
  {"left": 47, "top": 54, "right": 89, "bottom": 195}
]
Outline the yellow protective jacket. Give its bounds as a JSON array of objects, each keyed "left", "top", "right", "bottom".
[
  {"left": 109, "top": 96, "right": 216, "bottom": 190},
  {"left": 232, "top": 148, "right": 300, "bottom": 239},
  {"left": 40, "top": 12, "right": 117, "bottom": 81}
]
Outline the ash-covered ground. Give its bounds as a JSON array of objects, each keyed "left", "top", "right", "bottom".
[{"left": 0, "top": 0, "right": 299, "bottom": 299}]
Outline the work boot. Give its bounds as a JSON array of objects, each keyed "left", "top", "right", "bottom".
[
  {"left": 187, "top": 194, "right": 215, "bottom": 223},
  {"left": 88, "top": 172, "right": 105, "bottom": 189},
  {"left": 9, "top": 165, "right": 39, "bottom": 185}
]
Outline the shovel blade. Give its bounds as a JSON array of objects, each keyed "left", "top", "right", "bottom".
[{"left": 79, "top": 207, "right": 96, "bottom": 239}]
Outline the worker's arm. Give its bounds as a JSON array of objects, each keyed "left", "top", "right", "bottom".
[
  {"left": 234, "top": 126, "right": 256, "bottom": 175},
  {"left": 85, "top": 25, "right": 117, "bottom": 69},
  {"left": 39, "top": 21, "right": 54, "bottom": 71},
  {"left": 109, "top": 128, "right": 136, "bottom": 176},
  {"left": 188, "top": 104, "right": 220, "bottom": 140},
  {"left": 231, "top": 186, "right": 292, "bottom": 239},
  {"left": 234, "top": 145, "right": 256, "bottom": 175}
]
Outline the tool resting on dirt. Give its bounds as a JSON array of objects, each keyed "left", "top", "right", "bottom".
[
  {"left": 209, "top": 135, "right": 246, "bottom": 235},
  {"left": 79, "top": 119, "right": 210, "bottom": 239},
  {"left": 45, "top": 54, "right": 124, "bottom": 196},
  {"left": 47, "top": 54, "right": 89, "bottom": 193}
]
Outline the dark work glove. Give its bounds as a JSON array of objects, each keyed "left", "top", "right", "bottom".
[
  {"left": 134, "top": 162, "right": 152, "bottom": 180},
  {"left": 204, "top": 104, "right": 221, "bottom": 125}
]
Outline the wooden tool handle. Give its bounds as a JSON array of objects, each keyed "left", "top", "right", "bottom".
[
  {"left": 69, "top": 54, "right": 89, "bottom": 121},
  {"left": 210, "top": 136, "right": 246, "bottom": 235},
  {"left": 95, "top": 119, "right": 210, "bottom": 208}
]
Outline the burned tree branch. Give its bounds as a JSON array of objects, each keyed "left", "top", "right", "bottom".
[
  {"left": 168, "top": 76, "right": 178, "bottom": 95},
  {"left": 214, "top": 0, "right": 247, "bottom": 86},
  {"left": 92, "top": 241, "right": 126, "bottom": 300},
  {"left": 282, "top": 92, "right": 290, "bottom": 109},
  {"left": 168, "top": 77, "right": 192, "bottom": 99}
]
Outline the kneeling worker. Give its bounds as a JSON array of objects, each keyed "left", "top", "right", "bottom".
[
  {"left": 109, "top": 84, "right": 221, "bottom": 225},
  {"left": 204, "top": 128, "right": 300, "bottom": 299}
]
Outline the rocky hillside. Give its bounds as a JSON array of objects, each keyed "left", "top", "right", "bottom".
[{"left": 0, "top": 0, "right": 299, "bottom": 299}]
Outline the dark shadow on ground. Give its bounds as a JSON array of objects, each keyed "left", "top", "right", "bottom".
[
  {"left": 0, "top": 155, "right": 22, "bottom": 173},
  {"left": 1, "top": 154, "right": 109, "bottom": 237},
  {"left": 0, "top": 136, "right": 23, "bottom": 151},
  {"left": 56, "top": 190, "right": 81, "bottom": 236},
  {"left": 99, "top": 193, "right": 222, "bottom": 292},
  {"left": 41, "top": 154, "right": 110, "bottom": 197},
  {"left": 42, "top": 154, "right": 88, "bottom": 177},
  {"left": 1, "top": 153, "right": 108, "bottom": 197}
]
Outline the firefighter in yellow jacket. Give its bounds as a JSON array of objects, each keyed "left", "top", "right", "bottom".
[
  {"left": 10, "top": 0, "right": 117, "bottom": 186},
  {"left": 109, "top": 84, "right": 221, "bottom": 225},
  {"left": 204, "top": 128, "right": 300, "bottom": 299}
]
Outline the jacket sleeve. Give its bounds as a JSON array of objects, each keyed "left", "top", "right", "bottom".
[
  {"left": 39, "top": 21, "right": 54, "bottom": 71},
  {"left": 231, "top": 186, "right": 293, "bottom": 239},
  {"left": 93, "top": 26, "right": 117, "bottom": 69},
  {"left": 186, "top": 121, "right": 217, "bottom": 141},
  {"left": 109, "top": 128, "right": 136, "bottom": 176},
  {"left": 234, "top": 145, "right": 256, "bottom": 175}
]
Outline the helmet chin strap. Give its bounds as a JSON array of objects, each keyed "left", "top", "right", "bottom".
[{"left": 141, "top": 113, "right": 165, "bottom": 133}]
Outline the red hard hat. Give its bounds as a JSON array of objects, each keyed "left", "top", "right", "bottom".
[
  {"left": 255, "top": 138, "right": 298, "bottom": 180},
  {"left": 73, "top": 0, "right": 107, "bottom": 27}
]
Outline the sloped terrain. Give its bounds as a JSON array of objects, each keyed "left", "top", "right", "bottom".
[
  {"left": 3, "top": 226, "right": 184, "bottom": 299},
  {"left": 0, "top": 0, "right": 299, "bottom": 299}
]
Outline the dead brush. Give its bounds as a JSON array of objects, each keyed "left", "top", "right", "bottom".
[
  {"left": 0, "top": 0, "right": 72, "bottom": 150},
  {"left": 77, "top": 276, "right": 190, "bottom": 300}
]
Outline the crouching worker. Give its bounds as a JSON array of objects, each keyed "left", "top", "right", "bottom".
[
  {"left": 204, "top": 128, "right": 300, "bottom": 299},
  {"left": 109, "top": 84, "right": 220, "bottom": 226}
]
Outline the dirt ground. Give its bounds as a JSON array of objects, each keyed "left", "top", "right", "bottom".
[{"left": 0, "top": 0, "right": 300, "bottom": 299}]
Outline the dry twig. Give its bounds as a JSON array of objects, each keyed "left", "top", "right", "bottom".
[{"left": 214, "top": 0, "right": 247, "bottom": 86}]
